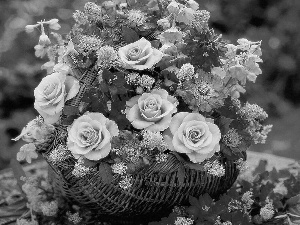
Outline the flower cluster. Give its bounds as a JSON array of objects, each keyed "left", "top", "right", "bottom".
[{"left": 14, "top": 0, "right": 273, "bottom": 222}]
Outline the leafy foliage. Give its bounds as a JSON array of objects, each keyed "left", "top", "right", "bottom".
[{"left": 151, "top": 160, "right": 300, "bottom": 225}]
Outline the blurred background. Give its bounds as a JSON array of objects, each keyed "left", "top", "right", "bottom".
[{"left": 0, "top": 0, "right": 299, "bottom": 171}]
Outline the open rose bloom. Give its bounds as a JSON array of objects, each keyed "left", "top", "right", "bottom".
[
  {"left": 126, "top": 89, "right": 178, "bottom": 132},
  {"left": 118, "top": 37, "right": 163, "bottom": 70},
  {"left": 34, "top": 72, "right": 80, "bottom": 124},
  {"left": 67, "top": 112, "right": 119, "bottom": 161},
  {"left": 164, "top": 112, "right": 221, "bottom": 163}
]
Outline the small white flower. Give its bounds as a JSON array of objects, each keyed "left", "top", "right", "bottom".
[
  {"left": 25, "top": 24, "right": 39, "bottom": 33},
  {"left": 46, "top": 18, "right": 61, "bottom": 30},
  {"left": 39, "top": 33, "right": 51, "bottom": 46},
  {"left": 187, "top": 0, "right": 199, "bottom": 10},
  {"left": 41, "top": 200, "right": 58, "bottom": 216},
  {"left": 167, "top": 1, "right": 180, "bottom": 14},
  {"left": 17, "top": 143, "right": 38, "bottom": 163}
]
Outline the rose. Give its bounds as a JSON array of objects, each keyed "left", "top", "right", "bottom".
[
  {"left": 34, "top": 72, "right": 80, "bottom": 124},
  {"left": 13, "top": 117, "right": 55, "bottom": 144},
  {"left": 126, "top": 89, "right": 178, "bottom": 132},
  {"left": 67, "top": 112, "right": 119, "bottom": 161},
  {"left": 118, "top": 37, "right": 163, "bottom": 70},
  {"left": 164, "top": 112, "right": 221, "bottom": 163}
]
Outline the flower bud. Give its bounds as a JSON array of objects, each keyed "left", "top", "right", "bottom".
[
  {"left": 102, "top": 1, "right": 116, "bottom": 14},
  {"left": 157, "top": 18, "right": 171, "bottom": 29},
  {"left": 25, "top": 24, "right": 38, "bottom": 33},
  {"left": 39, "top": 33, "right": 51, "bottom": 45},
  {"left": 119, "top": 3, "right": 127, "bottom": 9},
  {"left": 167, "top": 1, "right": 180, "bottom": 14},
  {"left": 34, "top": 44, "right": 47, "bottom": 58},
  {"left": 47, "top": 18, "right": 61, "bottom": 30},
  {"left": 187, "top": 0, "right": 199, "bottom": 10}
]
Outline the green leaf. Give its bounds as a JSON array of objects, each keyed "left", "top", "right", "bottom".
[
  {"left": 9, "top": 159, "right": 26, "bottom": 196},
  {"left": 177, "top": 165, "right": 185, "bottom": 185},
  {"left": 189, "top": 196, "right": 201, "bottom": 208},
  {"left": 0, "top": 198, "right": 27, "bottom": 217},
  {"left": 122, "top": 27, "right": 139, "bottom": 44},
  {"left": 63, "top": 105, "right": 80, "bottom": 116},
  {"left": 61, "top": 115, "right": 78, "bottom": 125},
  {"left": 97, "top": 163, "right": 113, "bottom": 184},
  {"left": 286, "top": 194, "right": 300, "bottom": 206},
  {"left": 253, "top": 159, "right": 267, "bottom": 176}
]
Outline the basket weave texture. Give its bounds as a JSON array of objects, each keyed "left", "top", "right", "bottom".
[
  {"left": 43, "top": 61, "right": 243, "bottom": 223},
  {"left": 47, "top": 151, "right": 240, "bottom": 221}
]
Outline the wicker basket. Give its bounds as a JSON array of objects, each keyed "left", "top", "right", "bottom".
[
  {"left": 46, "top": 148, "right": 242, "bottom": 224},
  {"left": 43, "top": 57, "right": 243, "bottom": 224}
]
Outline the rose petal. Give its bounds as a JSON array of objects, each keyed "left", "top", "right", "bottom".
[
  {"left": 205, "top": 122, "right": 221, "bottom": 148},
  {"left": 132, "top": 119, "right": 154, "bottom": 130},
  {"left": 138, "top": 93, "right": 162, "bottom": 110},
  {"left": 85, "top": 143, "right": 111, "bottom": 160},
  {"left": 131, "top": 48, "right": 163, "bottom": 70},
  {"left": 127, "top": 104, "right": 141, "bottom": 122},
  {"left": 146, "top": 113, "right": 172, "bottom": 132},
  {"left": 126, "top": 95, "right": 141, "bottom": 107},
  {"left": 154, "top": 99, "right": 175, "bottom": 119},
  {"left": 68, "top": 115, "right": 94, "bottom": 142},
  {"left": 87, "top": 112, "right": 108, "bottom": 125},
  {"left": 182, "top": 121, "right": 212, "bottom": 149},
  {"left": 96, "top": 126, "right": 111, "bottom": 149},
  {"left": 163, "top": 128, "right": 175, "bottom": 151},
  {"left": 105, "top": 120, "right": 119, "bottom": 137},
  {"left": 169, "top": 112, "right": 189, "bottom": 135},
  {"left": 172, "top": 131, "right": 193, "bottom": 154},
  {"left": 186, "top": 152, "right": 209, "bottom": 163},
  {"left": 136, "top": 47, "right": 153, "bottom": 61},
  {"left": 126, "top": 104, "right": 154, "bottom": 129},
  {"left": 65, "top": 76, "right": 80, "bottom": 101},
  {"left": 67, "top": 140, "right": 92, "bottom": 156},
  {"left": 142, "top": 109, "right": 160, "bottom": 118},
  {"left": 35, "top": 106, "right": 61, "bottom": 124}
]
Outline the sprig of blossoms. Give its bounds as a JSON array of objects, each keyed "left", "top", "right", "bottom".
[
  {"left": 72, "top": 158, "right": 96, "bottom": 178},
  {"left": 235, "top": 158, "right": 249, "bottom": 172},
  {"left": 241, "top": 191, "right": 254, "bottom": 210},
  {"left": 222, "top": 128, "right": 242, "bottom": 148},
  {"left": 174, "top": 216, "right": 194, "bottom": 225},
  {"left": 238, "top": 102, "right": 272, "bottom": 144},
  {"left": 119, "top": 175, "right": 133, "bottom": 190},
  {"left": 204, "top": 160, "right": 225, "bottom": 177},
  {"left": 48, "top": 144, "right": 71, "bottom": 165},
  {"left": 260, "top": 198, "right": 275, "bottom": 221},
  {"left": 212, "top": 38, "right": 262, "bottom": 87},
  {"left": 111, "top": 162, "right": 127, "bottom": 175},
  {"left": 177, "top": 70, "right": 225, "bottom": 112},
  {"left": 77, "top": 35, "right": 103, "bottom": 55},
  {"left": 17, "top": 143, "right": 38, "bottom": 164},
  {"left": 96, "top": 45, "right": 118, "bottom": 69},
  {"left": 67, "top": 211, "right": 82, "bottom": 224},
  {"left": 127, "top": 10, "right": 146, "bottom": 26},
  {"left": 141, "top": 130, "right": 168, "bottom": 152},
  {"left": 84, "top": 2, "right": 102, "bottom": 23},
  {"left": 40, "top": 200, "right": 58, "bottom": 216},
  {"left": 176, "top": 63, "right": 195, "bottom": 81}
]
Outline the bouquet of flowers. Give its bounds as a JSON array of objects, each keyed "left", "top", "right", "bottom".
[{"left": 14, "top": 0, "right": 272, "bottom": 224}]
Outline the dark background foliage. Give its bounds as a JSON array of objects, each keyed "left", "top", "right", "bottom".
[{"left": 0, "top": 0, "right": 299, "bottom": 170}]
